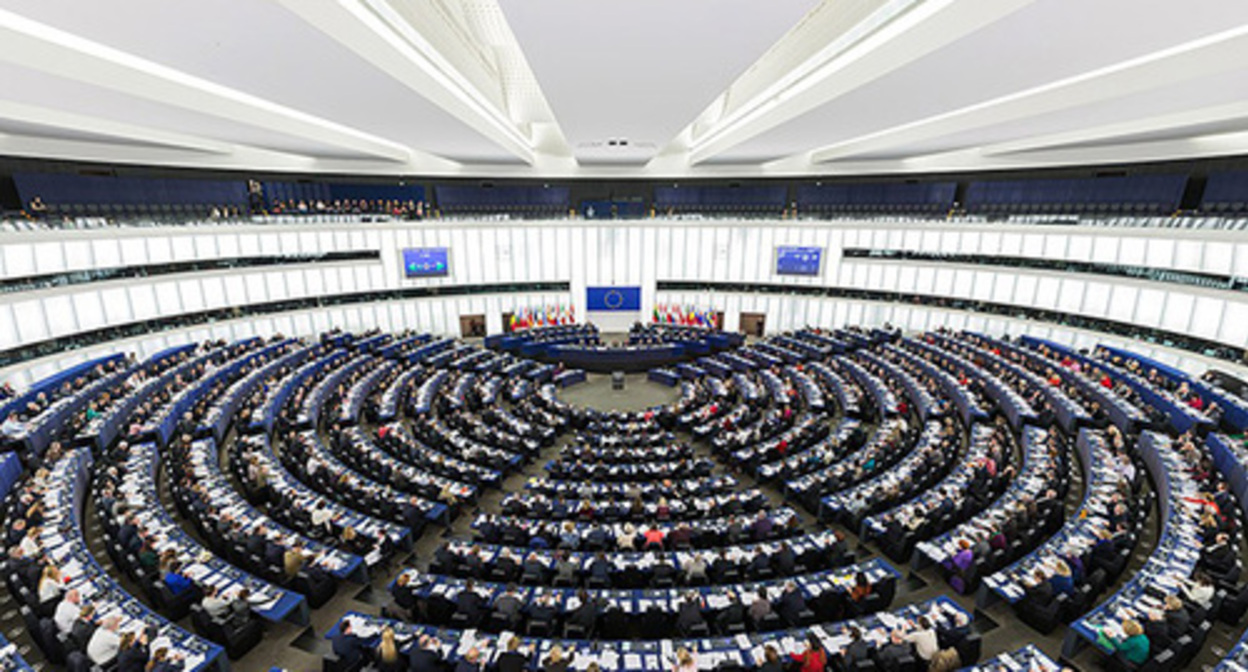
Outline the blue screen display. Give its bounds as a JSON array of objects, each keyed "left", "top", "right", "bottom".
[
  {"left": 775, "top": 246, "right": 823, "bottom": 276},
  {"left": 402, "top": 248, "right": 449, "bottom": 278}
]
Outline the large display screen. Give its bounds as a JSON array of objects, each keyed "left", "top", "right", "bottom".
[
  {"left": 775, "top": 246, "right": 823, "bottom": 276},
  {"left": 402, "top": 247, "right": 449, "bottom": 278}
]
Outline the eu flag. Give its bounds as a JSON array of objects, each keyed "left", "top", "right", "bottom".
[{"left": 586, "top": 286, "right": 642, "bottom": 311}]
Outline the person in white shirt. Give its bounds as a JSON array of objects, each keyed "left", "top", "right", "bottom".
[
  {"left": 1183, "top": 574, "right": 1215, "bottom": 609},
  {"left": 53, "top": 589, "right": 81, "bottom": 635},
  {"left": 903, "top": 616, "right": 940, "bottom": 661},
  {"left": 202, "top": 585, "right": 232, "bottom": 622},
  {"left": 86, "top": 615, "right": 122, "bottom": 665},
  {"left": 18, "top": 526, "right": 40, "bottom": 558},
  {"left": 37, "top": 564, "right": 64, "bottom": 604},
  {"left": 1, "top": 413, "right": 24, "bottom": 439}
]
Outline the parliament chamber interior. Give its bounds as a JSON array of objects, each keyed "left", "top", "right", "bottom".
[{"left": 2, "top": 1, "right": 1248, "bottom": 672}]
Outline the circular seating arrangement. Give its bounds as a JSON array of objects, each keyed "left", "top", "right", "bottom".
[{"left": 2, "top": 325, "right": 1247, "bottom": 672}]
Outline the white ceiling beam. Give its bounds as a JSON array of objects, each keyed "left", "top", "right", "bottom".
[
  {"left": 0, "top": 100, "right": 234, "bottom": 155},
  {"left": 980, "top": 100, "right": 1248, "bottom": 157},
  {"left": 0, "top": 7, "right": 422, "bottom": 165},
  {"left": 810, "top": 24, "right": 1248, "bottom": 164},
  {"left": 686, "top": 0, "right": 1036, "bottom": 164},
  {"left": 275, "top": 0, "right": 538, "bottom": 165}
]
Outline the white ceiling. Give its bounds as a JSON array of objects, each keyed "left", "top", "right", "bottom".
[
  {"left": 0, "top": 0, "right": 1245, "bottom": 177},
  {"left": 499, "top": 0, "right": 817, "bottom": 165}
]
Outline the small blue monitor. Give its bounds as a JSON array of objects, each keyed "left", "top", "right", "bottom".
[
  {"left": 775, "top": 246, "right": 823, "bottom": 276},
  {"left": 402, "top": 247, "right": 449, "bottom": 278}
]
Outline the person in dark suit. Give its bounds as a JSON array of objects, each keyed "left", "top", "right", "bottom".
[
  {"left": 117, "top": 515, "right": 141, "bottom": 553},
  {"left": 331, "top": 620, "right": 366, "bottom": 665},
  {"left": 1201, "top": 533, "right": 1236, "bottom": 578},
  {"left": 774, "top": 543, "right": 796, "bottom": 576},
  {"left": 496, "top": 636, "right": 529, "bottom": 672},
  {"left": 1143, "top": 610, "right": 1173, "bottom": 653},
  {"left": 775, "top": 582, "right": 808, "bottom": 626},
  {"left": 716, "top": 592, "right": 746, "bottom": 633},
  {"left": 587, "top": 553, "right": 612, "bottom": 585},
  {"left": 675, "top": 592, "right": 706, "bottom": 636},
  {"left": 455, "top": 647, "right": 483, "bottom": 672},
  {"left": 936, "top": 611, "right": 971, "bottom": 652},
  {"left": 493, "top": 585, "right": 524, "bottom": 630},
  {"left": 68, "top": 604, "right": 97, "bottom": 652},
  {"left": 245, "top": 527, "right": 269, "bottom": 558},
  {"left": 651, "top": 556, "right": 678, "bottom": 586},
  {"left": 757, "top": 645, "right": 784, "bottom": 672},
  {"left": 526, "top": 594, "right": 558, "bottom": 629},
  {"left": 1164, "top": 595, "right": 1191, "bottom": 636},
  {"left": 454, "top": 581, "right": 486, "bottom": 626},
  {"left": 842, "top": 626, "right": 871, "bottom": 667},
  {"left": 115, "top": 632, "right": 149, "bottom": 672},
  {"left": 565, "top": 590, "right": 598, "bottom": 634},
  {"left": 1025, "top": 570, "right": 1055, "bottom": 606},
  {"left": 409, "top": 635, "right": 443, "bottom": 672},
  {"left": 876, "top": 630, "right": 913, "bottom": 672}
]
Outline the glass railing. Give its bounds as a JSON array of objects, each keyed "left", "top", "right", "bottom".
[
  {"left": 0, "top": 251, "right": 381, "bottom": 295},
  {"left": 0, "top": 281, "right": 571, "bottom": 368},
  {"left": 843, "top": 249, "right": 1248, "bottom": 293},
  {"left": 657, "top": 280, "right": 1245, "bottom": 364}
]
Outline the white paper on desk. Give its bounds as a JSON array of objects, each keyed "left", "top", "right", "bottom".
[
  {"left": 353, "top": 619, "right": 381, "bottom": 639},
  {"left": 599, "top": 649, "right": 619, "bottom": 670},
  {"left": 706, "top": 595, "right": 729, "bottom": 610},
  {"left": 624, "top": 654, "right": 642, "bottom": 669},
  {"left": 183, "top": 563, "right": 212, "bottom": 581}
]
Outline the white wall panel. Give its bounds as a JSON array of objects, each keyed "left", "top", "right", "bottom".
[
  {"left": 1134, "top": 288, "right": 1165, "bottom": 328},
  {"left": 128, "top": 285, "right": 158, "bottom": 321},
  {"left": 1108, "top": 285, "right": 1138, "bottom": 322},
  {"left": 1190, "top": 297, "right": 1224, "bottom": 340},
  {"left": 33, "top": 242, "right": 65, "bottom": 274},
  {"left": 69, "top": 293, "right": 102, "bottom": 333},
  {"left": 1162, "top": 293, "right": 1194, "bottom": 333},
  {"left": 98, "top": 286, "right": 132, "bottom": 325},
  {"left": 170, "top": 235, "right": 196, "bottom": 261},
  {"left": 44, "top": 295, "right": 77, "bottom": 336},
  {"left": 146, "top": 236, "right": 173, "bottom": 263}
]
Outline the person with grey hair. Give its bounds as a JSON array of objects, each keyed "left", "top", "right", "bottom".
[
  {"left": 86, "top": 615, "right": 123, "bottom": 666},
  {"left": 53, "top": 589, "right": 81, "bottom": 635}
]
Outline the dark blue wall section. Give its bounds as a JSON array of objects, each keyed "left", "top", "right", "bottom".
[
  {"left": 653, "top": 185, "right": 787, "bottom": 209},
  {"left": 435, "top": 185, "right": 570, "bottom": 208},
  {"left": 263, "top": 181, "right": 425, "bottom": 207},
  {"left": 14, "top": 173, "right": 247, "bottom": 207},
  {"left": 580, "top": 200, "right": 647, "bottom": 219},
  {"left": 965, "top": 174, "right": 1187, "bottom": 214},
  {"left": 795, "top": 182, "right": 955, "bottom": 212},
  {"left": 1202, "top": 171, "right": 1248, "bottom": 212}
]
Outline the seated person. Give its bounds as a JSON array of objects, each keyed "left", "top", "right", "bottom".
[
  {"left": 1097, "top": 618, "right": 1148, "bottom": 666},
  {"left": 375, "top": 626, "right": 405, "bottom": 672},
  {"left": 674, "top": 591, "right": 706, "bottom": 636},
  {"left": 331, "top": 620, "right": 366, "bottom": 664},
  {"left": 86, "top": 615, "right": 123, "bottom": 667}
]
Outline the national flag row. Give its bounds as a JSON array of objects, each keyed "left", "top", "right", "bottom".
[
  {"left": 651, "top": 304, "right": 719, "bottom": 328},
  {"left": 509, "top": 305, "right": 576, "bottom": 330}
]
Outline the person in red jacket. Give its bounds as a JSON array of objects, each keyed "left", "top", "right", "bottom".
[{"left": 789, "top": 632, "right": 827, "bottom": 672}]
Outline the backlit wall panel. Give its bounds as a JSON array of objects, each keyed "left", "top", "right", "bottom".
[{"left": 3, "top": 219, "right": 1248, "bottom": 385}]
